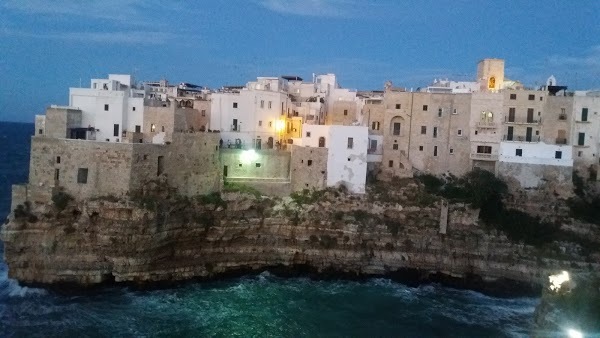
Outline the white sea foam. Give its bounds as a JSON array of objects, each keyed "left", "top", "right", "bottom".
[{"left": 0, "top": 266, "right": 46, "bottom": 298}]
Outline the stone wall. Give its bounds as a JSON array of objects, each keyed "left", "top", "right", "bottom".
[
  {"left": 327, "top": 101, "right": 357, "bottom": 126},
  {"left": 290, "top": 145, "right": 328, "bottom": 191},
  {"left": 45, "top": 107, "right": 82, "bottom": 139},
  {"left": 220, "top": 149, "right": 290, "bottom": 181},
  {"left": 497, "top": 161, "right": 572, "bottom": 190}
]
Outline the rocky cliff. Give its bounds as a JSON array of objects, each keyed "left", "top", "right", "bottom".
[{"left": 2, "top": 180, "right": 598, "bottom": 295}]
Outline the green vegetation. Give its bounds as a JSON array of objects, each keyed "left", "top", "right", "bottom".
[
  {"left": 13, "top": 201, "right": 38, "bottom": 223},
  {"left": 567, "top": 171, "right": 600, "bottom": 225},
  {"left": 51, "top": 191, "right": 74, "bottom": 212},
  {"left": 223, "top": 181, "right": 261, "bottom": 198},
  {"left": 290, "top": 189, "right": 325, "bottom": 205}
]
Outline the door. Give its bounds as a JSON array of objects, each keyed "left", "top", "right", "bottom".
[
  {"left": 267, "top": 137, "right": 274, "bottom": 149},
  {"left": 508, "top": 108, "right": 515, "bottom": 122},
  {"left": 256, "top": 138, "right": 262, "bottom": 150},
  {"left": 232, "top": 119, "right": 238, "bottom": 131},
  {"left": 527, "top": 109, "right": 534, "bottom": 123},
  {"left": 507, "top": 126, "right": 514, "bottom": 141},
  {"left": 526, "top": 127, "right": 532, "bottom": 142},
  {"left": 223, "top": 165, "right": 228, "bottom": 177}
]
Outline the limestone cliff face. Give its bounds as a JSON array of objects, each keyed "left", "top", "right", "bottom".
[{"left": 1, "top": 184, "right": 597, "bottom": 292}]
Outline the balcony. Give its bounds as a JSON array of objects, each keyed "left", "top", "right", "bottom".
[
  {"left": 504, "top": 117, "right": 541, "bottom": 125},
  {"left": 476, "top": 121, "right": 497, "bottom": 129},
  {"left": 555, "top": 138, "right": 568, "bottom": 145},
  {"left": 470, "top": 153, "right": 498, "bottom": 161},
  {"left": 503, "top": 135, "right": 541, "bottom": 143}
]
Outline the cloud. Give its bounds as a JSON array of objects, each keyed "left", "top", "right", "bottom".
[
  {"left": 257, "top": 0, "right": 359, "bottom": 17},
  {"left": 0, "top": 27, "right": 191, "bottom": 45}
]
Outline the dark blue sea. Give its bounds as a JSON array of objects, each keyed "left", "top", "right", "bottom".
[{"left": 0, "top": 122, "right": 538, "bottom": 337}]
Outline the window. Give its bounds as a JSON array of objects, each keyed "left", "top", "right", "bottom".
[
  {"left": 201, "top": 110, "right": 206, "bottom": 117},
  {"left": 421, "top": 126, "right": 427, "bottom": 135},
  {"left": 307, "top": 160, "right": 313, "bottom": 166},
  {"left": 77, "top": 168, "right": 88, "bottom": 184},
  {"left": 135, "top": 125, "right": 141, "bottom": 133},
  {"left": 151, "top": 124, "right": 156, "bottom": 132},
  {"left": 306, "top": 131, "right": 311, "bottom": 137},
  {"left": 433, "top": 146, "right": 438, "bottom": 157},
  {"left": 555, "top": 151, "right": 562, "bottom": 159},
  {"left": 457, "top": 129, "right": 462, "bottom": 136},
  {"left": 157, "top": 156, "right": 164, "bottom": 176},
  {"left": 372, "top": 121, "right": 380, "bottom": 130},
  {"left": 56, "top": 156, "right": 61, "bottom": 164},
  {"left": 268, "top": 101, "right": 272, "bottom": 109},
  {"left": 578, "top": 132, "right": 585, "bottom": 146},
  {"left": 269, "top": 121, "right": 272, "bottom": 127},
  {"left": 452, "top": 109, "right": 457, "bottom": 115},
  {"left": 393, "top": 144, "right": 398, "bottom": 150},
  {"left": 540, "top": 97, "right": 543, "bottom": 101},
  {"left": 113, "top": 124, "right": 119, "bottom": 137},
  {"left": 369, "top": 139, "right": 377, "bottom": 151},
  {"left": 233, "top": 102, "right": 238, "bottom": 108},
  {"left": 578, "top": 151, "right": 583, "bottom": 157},
  {"left": 423, "top": 105, "right": 428, "bottom": 111},
  {"left": 510, "top": 93, "right": 517, "bottom": 100},
  {"left": 388, "top": 160, "right": 393, "bottom": 168},
  {"left": 258, "top": 121, "right": 262, "bottom": 127},
  {"left": 344, "top": 109, "right": 348, "bottom": 116},
  {"left": 256, "top": 163, "right": 261, "bottom": 168},
  {"left": 38, "top": 129, "right": 43, "bottom": 135},
  {"left": 395, "top": 104, "right": 401, "bottom": 109},
  {"left": 516, "top": 149, "right": 523, "bottom": 157},
  {"left": 132, "top": 107, "right": 136, "bottom": 111},
  {"left": 582, "top": 108, "right": 589, "bottom": 122},
  {"left": 260, "top": 100, "right": 264, "bottom": 108},
  {"left": 54, "top": 169, "right": 60, "bottom": 181},
  {"left": 393, "top": 122, "right": 401, "bottom": 135},
  {"left": 318, "top": 137, "right": 325, "bottom": 147},
  {"left": 104, "top": 104, "right": 109, "bottom": 111},
  {"left": 347, "top": 137, "right": 354, "bottom": 149},
  {"left": 419, "top": 146, "right": 423, "bottom": 151},
  {"left": 449, "top": 148, "right": 454, "bottom": 154},
  {"left": 433, "top": 127, "right": 438, "bottom": 138},
  {"left": 477, "top": 146, "right": 492, "bottom": 154},
  {"left": 438, "top": 108, "right": 442, "bottom": 117},
  {"left": 508, "top": 107, "right": 516, "bottom": 122},
  {"left": 528, "top": 94, "right": 535, "bottom": 100},
  {"left": 161, "top": 126, "right": 165, "bottom": 132}
]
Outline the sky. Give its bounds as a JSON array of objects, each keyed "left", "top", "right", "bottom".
[{"left": 0, "top": 0, "right": 599, "bottom": 122}]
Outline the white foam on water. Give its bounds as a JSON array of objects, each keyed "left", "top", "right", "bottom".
[{"left": 0, "top": 266, "right": 47, "bottom": 298}]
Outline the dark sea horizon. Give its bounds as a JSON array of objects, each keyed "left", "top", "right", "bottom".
[{"left": 0, "top": 121, "right": 538, "bottom": 337}]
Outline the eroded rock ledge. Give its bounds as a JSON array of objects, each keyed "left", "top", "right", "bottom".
[{"left": 2, "top": 182, "right": 598, "bottom": 296}]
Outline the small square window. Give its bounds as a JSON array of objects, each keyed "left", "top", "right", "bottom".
[
  {"left": 38, "top": 129, "right": 43, "bottom": 135},
  {"left": 132, "top": 107, "right": 136, "bottom": 111},
  {"left": 419, "top": 146, "right": 423, "bottom": 151},
  {"left": 555, "top": 151, "right": 562, "bottom": 159},
  {"left": 393, "top": 144, "right": 398, "bottom": 150},
  {"left": 457, "top": 129, "right": 462, "bottom": 136},
  {"left": 256, "top": 163, "right": 261, "bottom": 168},
  {"left": 258, "top": 121, "right": 262, "bottom": 127},
  {"left": 388, "top": 160, "right": 393, "bottom": 167},
  {"left": 516, "top": 149, "right": 522, "bottom": 157},
  {"left": 268, "top": 101, "right": 272, "bottom": 109},
  {"left": 421, "top": 126, "right": 427, "bottom": 135},
  {"left": 347, "top": 137, "right": 354, "bottom": 149},
  {"left": 395, "top": 104, "right": 401, "bottom": 109},
  {"left": 239, "top": 163, "right": 243, "bottom": 167},
  {"left": 344, "top": 109, "right": 348, "bottom": 116},
  {"left": 510, "top": 94, "right": 517, "bottom": 100},
  {"left": 201, "top": 110, "right": 206, "bottom": 117},
  {"left": 423, "top": 105, "right": 428, "bottom": 111},
  {"left": 528, "top": 94, "right": 535, "bottom": 100},
  {"left": 56, "top": 156, "right": 61, "bottom": 164},
  {"left": 233, "top": 102, "right": 238, "bottom": 108},
  {"left": 438, "top": 108, "right": 442, "bottom": 117},
  {"left": 308, "top": 160, "right": 313, "bottom": 166},
  {"left": 77, "top": 168, "right": 88, "bottom": 184},
  {"left": 104, "top": 104, "right": 109, "bottom": 111},
  {"left": 449, "top": 148, "right": 454, "bottom": 154},
  {"left": 306, "top": 132, "right": 311, "bottom": 137}
]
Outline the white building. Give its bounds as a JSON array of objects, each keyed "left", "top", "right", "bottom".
[
  {"left": 68, "top": 74, "right": 146, "bottom": 142},
  {"left": 296, "top": 124, "right": 368, "bottom": 193}
]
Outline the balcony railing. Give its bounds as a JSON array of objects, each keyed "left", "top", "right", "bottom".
[
  {"left": 470, "top": 153, "right": 498, "bottom": 161},
  {"left": 504, "top": 117, "right": 541, "bottom": 125},
  {"left": 555, "top": 138, "right": 568, "bottom": 145},
  {"left": 476, "top": 121, "right": 497, "bottom": 129},
  {"left": 503, "top": 135, "right": 541, "bottom": 143}
]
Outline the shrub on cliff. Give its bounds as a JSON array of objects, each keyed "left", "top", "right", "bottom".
[{"left": 52, "top": 191, "right": 73, "bottom": 212}]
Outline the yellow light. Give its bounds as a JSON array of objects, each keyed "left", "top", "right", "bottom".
[
  {"left": 549, "top": 271, "right": 570, "bottom": 292},
  {"left": 567, "top": 329, "right": 583, "bottom": 338},
  {"left": 240, "top": 149, "right": 258, "bottom": 164},
  {"left": 275, "top": 120, "right": 285, "bottom": 132}
]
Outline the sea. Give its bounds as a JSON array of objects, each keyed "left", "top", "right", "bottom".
[{"left": 0, "top": 122, "right": 538, "bottom": 337}]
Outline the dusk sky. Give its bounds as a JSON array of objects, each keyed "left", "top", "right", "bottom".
[{"left": 1, "top": 0, "right": 599, "bottom": 122}]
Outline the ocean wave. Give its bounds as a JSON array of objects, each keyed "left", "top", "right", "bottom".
[{"left": 0, "top": 266, "right": 47, "bottom": 299}]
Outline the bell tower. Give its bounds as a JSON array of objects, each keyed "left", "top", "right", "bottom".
[{"left": 477, "top": 58, "right": 505, "bottom": 92}]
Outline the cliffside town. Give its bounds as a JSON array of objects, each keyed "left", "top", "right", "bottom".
[{"left": 2, "top": 58, "right": 600, "bottom": 291}]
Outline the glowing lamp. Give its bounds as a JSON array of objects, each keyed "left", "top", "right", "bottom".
[
  {"left": 275, "top": 120, "right": 285, "bottom": 132},
  {"left": 548, "top": 271, "right": 570, "bottom": 292},
  {"left": 567, "top": 329, "right": 583, "bottom": 338},
  {"left": 240, "top": 149, "right": 259, "bottom": 164}
]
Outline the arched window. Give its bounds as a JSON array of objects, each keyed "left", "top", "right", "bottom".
[
  {"left": 488, "top": 76, "right": 496, "bottom": 89},
  {"left": 318, "top": 137, "right": 326, "bottom": 147}
]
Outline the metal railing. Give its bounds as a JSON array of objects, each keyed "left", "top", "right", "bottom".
[
  {"left": 504, "top": 117, "right": 541, "bottom": 124},
  {"left": 476, "top": 121, "right": 497, "bottom": 128},
  {"left": 470, "top": 153, "right": 498, "bottom": 161},
  {"left": 503, "top": 135, "right": 541, "bottom": 142},
  {"left": 555, "top": 138, "right": 568, "bottom": 145}
]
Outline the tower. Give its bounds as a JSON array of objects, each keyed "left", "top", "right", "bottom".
[{"left": 477, "top": 58, "right": 505, "bottom": 92}]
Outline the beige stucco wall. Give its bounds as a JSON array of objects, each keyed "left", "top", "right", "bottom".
[
  {"left": 45, "top": 108, "right": 82, "bottom": 139},
  {"left": 327, "top": 101, "right": 357, "bottom": 126},
  {"left": 290, "top": 145, "right": 328, "bottom": 191},
  {"left": 380, "top": 90, "right": 413, "bottom": 178}
]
